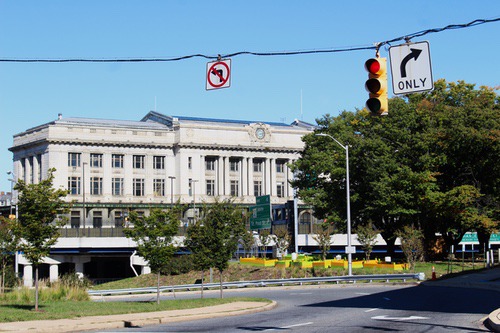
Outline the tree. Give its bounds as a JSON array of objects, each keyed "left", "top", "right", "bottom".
[
  {"left": 0, "top": 217, "right": 18, "bottom": 293},
  {"left": 312, "top": 221, "right": 332, "bottom": 261},
  {"left": 186, "top": 199, "right": 245, "bottom": 298},
  {"left": 273, "top": 227, "right": 290, "bottom": 259},
  {"left": 124, "top": 207, "right": 180, "bottom": 304},
  {"left": 396, "top": 225, "right": 424, "bottom": 271},
  {"left": 240, "top": 229, "right": 256, "bottom": 258},
  {"left": 258, "top": 229, "right": 271, "bottom": 258},
  {"left": 291, "top": 80, "right": 499, "bottom": 259},
  {"left": 11, "top": 168, "right": 69, "bottom": 311},
  {"left": 355, "top": 221, "right": 379, "bottom": 261},
  {"left": 185, "top": 218, "right": 213, "bottom": 299}
]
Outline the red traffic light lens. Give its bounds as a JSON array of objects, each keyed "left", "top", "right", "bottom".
[{"left": 365, "top": 59, "right": 381, "bottom": 75}]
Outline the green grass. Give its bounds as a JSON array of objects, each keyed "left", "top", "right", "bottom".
[{"left": 0, "top": 297, "right": 270, "bottom": 323}]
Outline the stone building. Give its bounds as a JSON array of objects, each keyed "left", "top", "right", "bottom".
[{"left": 9, "top": 111, "right": 318, "bottom": 284}]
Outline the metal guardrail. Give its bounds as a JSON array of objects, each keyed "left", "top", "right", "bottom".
[{"left": 88, "top": 273, "right": 425, "bottom": 296}]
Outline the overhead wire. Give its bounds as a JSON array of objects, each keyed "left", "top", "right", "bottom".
[{"left": 0, "top": 17, "right": 498, "bottom": 63}]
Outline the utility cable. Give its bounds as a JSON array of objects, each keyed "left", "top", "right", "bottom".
[{"left": 0, "top": 17, "right": 498, "bottom": 63}]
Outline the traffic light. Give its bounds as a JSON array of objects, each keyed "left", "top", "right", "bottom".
[{"left": 365, "top": 57, "right": 388, "bottom": 115}]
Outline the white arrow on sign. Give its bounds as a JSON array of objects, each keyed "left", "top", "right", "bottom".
[{"left": 372, "top": 315, "right": 430, "bottom": 321}]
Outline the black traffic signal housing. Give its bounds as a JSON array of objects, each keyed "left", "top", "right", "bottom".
[{"left": 365, "top": 57, "right": 388, "bottom": 115}]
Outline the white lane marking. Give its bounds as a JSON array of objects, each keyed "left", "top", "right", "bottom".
[
  {"left": 365, "top": 308, "right": 379, "bottom": 312},
  {"left": 356, "top": 292, "right": 371, "bottom": 295},
  {"left": 383, "top": 297, "right": 391, "bottom": 301},
  {"left": 372, "top": 315, "right": 430, "bottom": 321},
  {"left": 263, "top": 322, "right": 314, "bottom": 331}
]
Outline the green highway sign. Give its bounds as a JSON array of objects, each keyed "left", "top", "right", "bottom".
[
  {"left": 250, "top": 195, "right": 271, "bottom": 230},
  {"left": 460, "top": 232, "right": 500, "bottom": 243}
]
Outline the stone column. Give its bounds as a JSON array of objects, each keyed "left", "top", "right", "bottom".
[
  {"left": 49, "top": 264, "right": 59, "bottom": 283},
  {"left": 23, "top": 265, "right": 33, "bottom": 287}
]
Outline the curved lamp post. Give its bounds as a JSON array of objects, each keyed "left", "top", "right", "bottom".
[{"left": 315, "top": 133, "right": 353, "bottom": 276}]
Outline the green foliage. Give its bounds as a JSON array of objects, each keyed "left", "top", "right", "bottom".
[
  {"left": 123, "top": 208, "right": 180, "bottom": 275},
  {"left": 272, "top": 227, "right": 290, "bottom": 258},
  {"left": 186, "top": 199, "right": 245, "bottom": 298},
  {"left": 0, "top": 217, "right": 18, "bottom": 293},
  {"left": 240, "top": 229, "right": 256, "bottom": 257},
  {"left": 258, "top": 229, "right": 271, "bottom": 258},
  {"left": 312, "top": 222, "right": 332, "bottom": 261},
  {"left": 124, "top": 207, "right": 181, "bottom": 304},
  {"left": 396, "top": 225, "right": 424, "bottom": 271},
  {"left": 12, "top": 168, "right": 69, "bottom": 267},
  {"left": 163, "top": 255, "right": 195, "bottom": 275},
  {"left": 10, "top": 168, "right": 69, "bottom": 310},
  {"left": 356, "top": 221, "right": 379, "bottom": 261},
  {"left": 291, "top": 80, "right": 499, "bottom": 257}
]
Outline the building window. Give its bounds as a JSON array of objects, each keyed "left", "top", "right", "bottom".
[
  {"left": 253, "top": 180, "right": 262, "bottom": 197},
  {"left": 68, "top": 177, "right": 80, "bottom": 195},
  {"left": 230, "top": 158, "right": 239, "bottom": 172},
  {"left": 153, "top": 156, "right": 165, "bottom": 170},
  {"left": 133, "top": 178, "right": 145, "bottom": 196},
  {"left": 253, "top": 159, "right": 263, "bottom": 173},
  {"left": 68, "top": 153, "right": 81, "bottom": 167},
  {"left": 70, "top": 210, "right": 80, "bottom": 228},
  {"left": 206, "top": 179, "right": 215, "bottom": 196},
  {"left": 90, "top": 177, "right": 103, "bottom": 195},
  {"left": 133, "top": 155, "right": 145, "bottom": 169},
  {"left": 112, "top": 154, "right": 124, "bottom": 168},
  {"left": 276, "top": 160, "right": 286, "bottom": 173},
  {"left": 276, "top": 181, "right": 285, "bottom": 198},
  {"left": 93, "top": 211, "right": 103, "bottom": 228},
  {"left": 230, "top": 180, "right": 239, "bottom": 196},
  {"left": 188, "top": 157, "right": 192, "bottom": 169},
  {"left": 205, "top": 157, "right": 216, "bottom": 171},
  {"left": 153, "top": 179, "right": 165, "bottom": 196},
  {"left": 90, "top": 153, "right": 103, "bottom": 168},
  {"left": 112, "top": 178, "right": 124, "bottom": 196},
  {"left": 114, "top": 211, "right": 124, "bottom": 227}
]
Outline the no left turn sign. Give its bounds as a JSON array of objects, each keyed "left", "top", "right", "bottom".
[{"left": 206, "top": 59, "right": 231, "bottom": 90}]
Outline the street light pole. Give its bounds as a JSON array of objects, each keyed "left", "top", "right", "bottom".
[
  {"left": 315, "top": 133, "right": 353, "bottom": 276},
  {"left": 7, "top": 171, "right": 18, "bottom": 278},
  {"left": 189, "top": 179, "right": 198, "bottom": 223}
]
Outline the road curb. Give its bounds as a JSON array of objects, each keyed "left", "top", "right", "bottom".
[
  {"left": 488, "top": 308, "right": 500, "bottom": 333},
  {"left": 125, "top": 301, "right": 277, "bottom": 327}
]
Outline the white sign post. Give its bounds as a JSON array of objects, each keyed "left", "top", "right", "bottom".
[
  {"left": 206, "top": 59, "right": 231, "bottom": 90},
  {"left": 389, "top": 41, "right": 433, "bottom": 95}
]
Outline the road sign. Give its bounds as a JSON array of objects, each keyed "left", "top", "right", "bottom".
[
  {"left": 250, "top": 195, "right": 271, "bottom": 230},
  {"left": 389, "top": 41, "right": 433, "bottom": 95},
  {"left": 206, "top": 59, "right": 231, "bottom": 90}
]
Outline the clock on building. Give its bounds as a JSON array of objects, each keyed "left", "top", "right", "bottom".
[{"left": 255, "top": 128, "right": 265, "bottom": 140}]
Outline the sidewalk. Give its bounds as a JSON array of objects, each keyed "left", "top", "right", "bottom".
[{"left": 0, "top": 301, "right": 277, "bottom": 333}]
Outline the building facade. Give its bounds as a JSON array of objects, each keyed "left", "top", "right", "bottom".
[{"left": 9, "top": 111, "right": 319, "bottom": 284}]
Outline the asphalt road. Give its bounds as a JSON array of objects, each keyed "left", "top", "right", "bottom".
[{"left": 97, "top": 283, "right": 498, "bottom": 332}]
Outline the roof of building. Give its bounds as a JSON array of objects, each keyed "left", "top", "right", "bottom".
[{"left": 142, "top": 111, "right": 314, "bottom": 129}]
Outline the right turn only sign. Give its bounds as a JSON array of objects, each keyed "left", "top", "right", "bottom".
[{"left": 389, "top": 41, "right": 433, "bottom": 95}]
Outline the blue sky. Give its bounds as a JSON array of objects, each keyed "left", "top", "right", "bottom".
[{"left": 1, "top": 1, "right": 499, "bottom": 191}]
